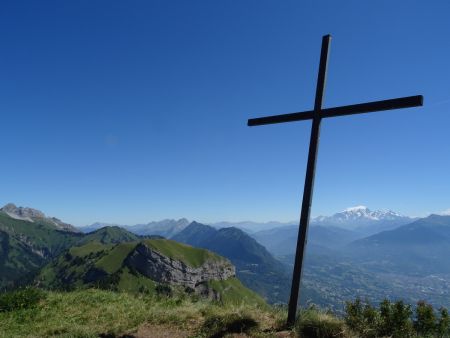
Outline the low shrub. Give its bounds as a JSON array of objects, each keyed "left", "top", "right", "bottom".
[
  {"left": 155, "top": 284, "right": 173, "bottom": 297},
  {"left": 345, "top": 298, "right": 450, "bottom": 338},
  {"left": 0, "top": 287, "right": 45, "bottom": 312},
  {"left": 296, "top": 305, "right": 346, "bottom": 338}
]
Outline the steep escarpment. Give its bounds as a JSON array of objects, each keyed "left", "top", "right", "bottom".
[
  {"left": 125, "top": 242, "right": 235, "bottom": 289},
  {"left": 37, "top": 239, "right": 260, "bottom": 304}
]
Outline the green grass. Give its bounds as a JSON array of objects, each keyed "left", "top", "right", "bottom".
[
  {"left": 69, "top": 241, "right": 110, "bottom": 257},
  {"left": 208, "top": 277, "right": 267, "bottom": 307},
  {"left": 295, "top": 307, "right": 348, "bottom": 338},
  {"left": 116, "top": 267, "right": 157, "bottom": 293},
  {"left": 95, "top": 242, "right": 137, "bottom": 274},
  {"left": 144, "top": 239, "right": 223, "bottom": 268},
  {"left": 0, "top": 289, "right": 283, "bottom": 338}
]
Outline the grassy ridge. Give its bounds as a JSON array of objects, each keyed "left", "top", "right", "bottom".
[
  {"left": 36, "top": 239, "right": 262, "bottom": 307},
  {"left": 144, "top": 239, "right": 223, "bottom": 268},
  {"left": 37, "top": 239, "right": 229, "bottom": 290}
]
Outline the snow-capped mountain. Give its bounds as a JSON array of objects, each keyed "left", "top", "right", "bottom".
[{"left": 311, "top": 206, "right": 414, "bottom": 234}]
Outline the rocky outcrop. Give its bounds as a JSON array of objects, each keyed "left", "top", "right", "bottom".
[
  {"left": 1, "top": 203, "right": 45, "bottom": 222},
  {"left": 0, "top": 203, "right": 79, "bottom": 233},
  {"left": 125, "top": 243, "right": 235, "bottom": 290}
]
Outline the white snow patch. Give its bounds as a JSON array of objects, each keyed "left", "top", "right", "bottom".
[
  {"left": 5, "top": 211, "right": 34, "bottom": 223},
  {"left": 440, "top": 209, "right": 450, "bottom": 216},
  {"left": 344, "top": 205, "right": 368, "bottom": 212}
]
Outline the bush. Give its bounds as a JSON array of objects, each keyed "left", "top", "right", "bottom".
[
  {"left": 345, "top": 298, "right": 414, "bottom": 338},
  {"left": 155, "top": 284, "right": 172, "bottom": 297},
  {"left": 0, "top": 287, "right": 45, "bottom": 312},
  {"left": 437, "top": 307, "right": 450, "bottom": 337},
  {"left": 345, "top": 298, "right": 450, "bottom": 338},
  {"left": 415, "top": 300, "right": 437, "bottom": 336},
  {"left": 380, "top": 299, "right": 414, "bottom": 337},
  {"left": 344, "top": 298, "right": 379, "bottom": 337}
]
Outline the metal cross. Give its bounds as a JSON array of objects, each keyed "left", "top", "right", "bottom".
[{"left": 247, "top": 34, "right": 423, "bottom": 326}]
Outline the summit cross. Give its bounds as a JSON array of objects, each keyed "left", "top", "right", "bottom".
[{"left": 247, "top": 34, "right": 423, "bottom": 326}]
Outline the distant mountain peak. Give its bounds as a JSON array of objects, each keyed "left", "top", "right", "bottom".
[
  {"left": 1, "top": 203, "right": 45, "bottom": 222},
  {"left": 314, "top": 206, "right": 406, "bottom": 222},
  {"left": 440, "top": 209, "right": 450, "bottom": 216},
  {"left": 0, "top": 203, "right": 79, "bottom": 232},
  {"left": 344, "top": 205, "right": 368, "bottom": 212},
  {"left": 311, "top": 206, "right": 411, "bottom": 234}
]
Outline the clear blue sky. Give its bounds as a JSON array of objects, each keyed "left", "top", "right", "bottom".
[{"left": 1, "top": 1, "right": 449, "bottom": 226}]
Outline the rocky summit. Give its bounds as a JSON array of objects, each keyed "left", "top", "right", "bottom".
[{"left": 0, "top": 203, "right": 79, "bottom": 232}]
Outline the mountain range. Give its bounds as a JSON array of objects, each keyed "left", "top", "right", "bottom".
[
  {"left": 78, "top": 206, "right": 415, "bottom": 240},
  {"left": 81, "top": 218, "right": 190, "bottom": 238},
  {"left": 2, "top": 202, "right": 450, "bottom": 311}
]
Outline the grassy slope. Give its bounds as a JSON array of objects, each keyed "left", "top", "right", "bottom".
[
  {"left": 144, "top": 238, "right": 224, "bottom": 268},
  {"left": 208, "top": 277, "right": 267, "bottom": 307},
  {"left": 0, "top": 215, "right": 143, "bottom": 289},
  {"left": 0, "top": 213, "right": 82, "bottom": 288},
  {"left": 0, "top": 289, "right": 284, "bottom": 338}
]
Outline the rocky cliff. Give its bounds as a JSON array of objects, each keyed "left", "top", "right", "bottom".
[
  {"left": 38, "top": 238, "right": 240, "bottom": 301},
  {"left": 126, "top": 242, "right": 235, "bottom": 289}
]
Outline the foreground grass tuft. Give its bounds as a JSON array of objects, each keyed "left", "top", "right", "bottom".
[
  {"left": 296, "top": 306, "right": 347, "bottom": 338},
  {"left": 199, "top": 313, "right": 259, "bottom": 338}
]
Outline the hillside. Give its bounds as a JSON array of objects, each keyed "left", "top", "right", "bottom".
[
  {"left": 0, "top": 210, "right": 141, "bottom": 289},
  {"left": 79, "top": 226, "right": 140, "bottom": 244},
  {"left": 252, "top": 224, "right": 361, "bottom": 256},
  {"left": 345, "top": 214, "right": 450, "bottom": 275},
  {"left": 37, "top": 238, "right": 264, "bottom": 305},
  {"left": 0, "top": 211, "right": 83, "bottom": 289},
  {"left": 173, "top": 222, "right": 291, "bottom": 304}
]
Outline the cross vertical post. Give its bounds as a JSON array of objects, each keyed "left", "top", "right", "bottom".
[
  {"left": 247, "top": 34, "right": 423, "bottom": 327},
  {"left": 286, "top": 34, "right": 331, "bottom": 326}
]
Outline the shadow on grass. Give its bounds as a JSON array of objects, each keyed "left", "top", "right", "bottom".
[{"left": 199, "top": 313, "right": 259, "bottom": 338}]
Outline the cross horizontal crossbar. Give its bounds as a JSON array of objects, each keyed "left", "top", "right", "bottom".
[{"left": 247, "top": 95, "right": 423, "bottom": 127}]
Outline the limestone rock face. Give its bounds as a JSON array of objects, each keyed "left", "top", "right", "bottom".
[
  {"left": 125, "top": 243, "right": 235, "bottom": 290},
  {"left": 0, "top": 203, "right": 80, "bottom": 233},
  {"left": 1, "top": 203, "right": 45, "bottom": 221}
]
